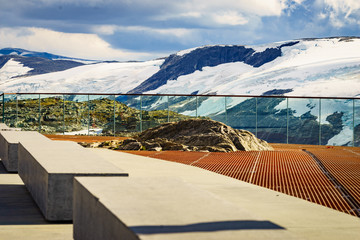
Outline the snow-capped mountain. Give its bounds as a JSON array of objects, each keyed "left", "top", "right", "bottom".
[
  {"left": 0, "top": 48, "right": 96, "bottom": 63},
  {"left": 1, "top": 37, "right": 359, "bottom": 97},
  {"left": 1, "top": 38, "right": 359, "bottom": 146},
  {"left": 0, "top": 48, "right": 99, "bottom": 82}
]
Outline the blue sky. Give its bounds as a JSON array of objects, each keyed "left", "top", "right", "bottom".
[{"left": 0, "top": 0, "right": 359, "bottom": 61}]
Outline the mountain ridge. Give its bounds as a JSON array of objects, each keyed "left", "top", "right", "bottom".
[{"left": 1, "top": 37, "right": 360, "bottom": 98}]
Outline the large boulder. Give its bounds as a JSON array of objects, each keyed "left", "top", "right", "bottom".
[{"left": 135, "top": 119, "right": 273, "bottom": 152}]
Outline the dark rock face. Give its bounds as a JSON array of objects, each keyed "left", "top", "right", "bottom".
[
  {"left": 262, "top": 89, "right": 293, "bottom": 96},
  {"left": 128, "top": 41, "right": 299, "bottom": 93},
  {"left": 125, "top": 119, "right": 273, "bottom": 152},
  {"left": 116, "top": 139, "right": 143, "bottom": 150}
]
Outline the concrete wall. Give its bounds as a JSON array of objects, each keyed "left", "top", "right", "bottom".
[
  {"left": 18, "top": 140, "right": 128, "bottom": 221},
  {"left": 73, "top": 177, "right": 138, "bottom": 240},
  {"left": 0, "top": 131, "right": 50, "bottom": 172}
]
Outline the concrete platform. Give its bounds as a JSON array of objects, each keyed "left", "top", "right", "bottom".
[
  {"left": 88, "top": 149, "right": 360, "bottom": 240},
  {"left": 1, "top": 145, "right": 359, "bottom": 240},
  {"left": 0, "top": 123, "right": 21, "bottom": 131},
  {"left": 0, "top": 160, "right": 72, "bottom": 240},
  {"left": 0, "top": 123, "right": 9, "bottom": 129},
  {"left": 0, "top": 131, "right": 51, "bottom": 172},
  {"left": 74, "top": 176, "right": 298, "bottom": 240},
  {"left": 17, "top": 140, "right": 128, "bottom": 221}
]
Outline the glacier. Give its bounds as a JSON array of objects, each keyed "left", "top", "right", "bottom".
[{"left": 1, "top": 37, "right": 360, "bottom": 146}]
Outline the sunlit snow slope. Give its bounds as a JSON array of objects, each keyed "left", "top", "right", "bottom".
[
  {"left": 1, "top": 37, "right": 360, "bottom": 97},
  {"left": 148, "top": 38, "right": 360, "bottom": 97}
]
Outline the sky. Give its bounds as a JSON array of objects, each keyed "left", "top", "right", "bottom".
[{"left": 0, "top": 0, "right": 359, "bottom": 61}]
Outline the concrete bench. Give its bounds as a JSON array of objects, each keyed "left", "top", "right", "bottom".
[
  {"left": 73, "top": 176, "right": 282, "bottom": 240},
  {"left": 0, "top": 123, "right": 21, "bottom": 131},
  {"left": 0, "top": 123, "right": 9, "bottom": 129},
  {"left": 18, "top": 140, "right": 128, "bottom": 221},
  {"left": 0, "top": 131, "right": 51, "bottom": 172}
]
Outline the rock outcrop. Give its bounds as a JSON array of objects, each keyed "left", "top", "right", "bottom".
[{"left": 92, "top": 119, "right": 273, "bottom": 152}]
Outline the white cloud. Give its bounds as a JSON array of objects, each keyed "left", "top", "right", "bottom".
[
  {"left": 186, "top": 0, "right": 287, "bottom": 16},
  {"left": 94, "top": 25, "right": 195, "bottom": 38},
  {"left": 153, "top": 0, "right": 293, "bottom": 26},
  {"left": 317, "top": 0, "right": 360, "bottom": 27},
  {"left": 0, "top": 27, "right": 157, "bottom": 61},
  {"left": 211, "top": 11, "right": 249, "bottom": 26}
]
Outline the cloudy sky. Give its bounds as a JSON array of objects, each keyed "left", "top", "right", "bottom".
[{"left": 0, "top": 0, "right": 359, "bottom": 61}]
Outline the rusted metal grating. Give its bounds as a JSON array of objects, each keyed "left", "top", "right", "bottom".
[{"left": 125, "top": 145, "right": 360, "bottom": 216}]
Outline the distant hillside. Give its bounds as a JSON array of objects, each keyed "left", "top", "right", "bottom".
[{"left": 0, "top": 55, "right": 84, "bottom": 78}]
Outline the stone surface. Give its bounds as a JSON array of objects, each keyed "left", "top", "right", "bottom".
[
  {"left": 0, "top": 163, "right": 73, "bottom": 240},
  {"left": 0, "top": 131, "right": 50, "bottom": 172},
  {"left": 73, "top": 176, "right": 296, "bottom": 240},
  {"left": 0, "top": 123, "right": 10, "bottom": 130},
  {"left": 83, "top": 119, "right": 273, "bottom": 152},
  {"left": 17, "top": 139, "right": 128, "bottom": 221},
  {"left": 135, "top": 119, "right": 273, "bottom": 152},
  {"left": 0, "top": 123, "right": 21, "bottom": 131}
]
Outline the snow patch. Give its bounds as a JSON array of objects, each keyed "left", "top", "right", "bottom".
[
  {"left": 327, "top": 126, "right": 353, "bottom": 146},
  {"left": 0, "top": 59, "right": 33, "bottom": 82},
  {"left": 64, "top": 128, "right": 103, "bottom": 135},
  {"left": 0, "top": 59, "right": 164, "bottom": 93}
]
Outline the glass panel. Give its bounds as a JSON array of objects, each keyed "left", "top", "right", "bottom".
[
  {"left": 39, "top": 94, "right": 64, "bottom": 134},
  {"left": 168, "top": 96, "right": 197, "bottom": 122},
  {"left": 17, "top": 94, "right": 40, "bottom": 131},
  {"left": 63, "top": 94, "right": 89, "bottom": 135},
  {"left": 196, "top": 96, "right": 226, "bottom": 120},
  {"left": 114, "top": 95, "right": 141, "bottom": 136},
  {"left": 88, "top": 95, "right": 114, "bottom": 136},
  {"left": 288, "top": 98, "right": 320, "bottom": 145},
  {"left": 355, "top": 99, "right": 360, "bottom": 147},
  {"left": 0, "top": 94, "right": 3, "bottom": 124},
  {"left": 214, "top": 97, "right": 256, "bottom": 134},
  {"left": 321, "top": 99, "right": 354, "bottom": 146},
  {"left": 3, "top": 94, "right": 17, "bottom": 128},
  {"left": 256, "top": 97, "right": 287, "bottom": 143},
  {"left": 140, "top": 95, "right": 169, "bottom": 131}
]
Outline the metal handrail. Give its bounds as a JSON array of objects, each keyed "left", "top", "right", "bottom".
[{"left": 1, "top": 92, "right": 360, "bottom": 100}]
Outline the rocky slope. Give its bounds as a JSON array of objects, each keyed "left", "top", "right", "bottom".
[{"left": 94, "top": 119, "right": 273, "bottom": 152}]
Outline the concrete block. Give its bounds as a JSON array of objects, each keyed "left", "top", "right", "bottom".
[
  {"left": 18, "top": 140, "right": 128, "bottom": 221},
  {"left": 73, "top": 177, "right": 288, "bottom": 240},
  {"left": 0, "top": 123, "right": 9, "bottom": 130},
  {"left": 0, "top": 131, "right": 50, "bottom": 172},
  {"left": 0, "top": 123, "right": 21, "bottom": 131}
]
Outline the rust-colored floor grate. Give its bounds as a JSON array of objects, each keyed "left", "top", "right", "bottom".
[
  {"left": 124, "top": 146, "right": 360, "bottom": 217},
  {"left": 308, "top": 148, "right": 360, "bottom": 215}
]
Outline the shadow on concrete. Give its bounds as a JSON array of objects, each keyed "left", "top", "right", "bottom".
[
  {"left": 0, "top": 184, "right": 49, "bottom": 225},
  {"left": 130, "top": 220, "right": 285, "bottom": 234},
  {"left": 0, "top": 160, "right": 8, "bottom": 174}
]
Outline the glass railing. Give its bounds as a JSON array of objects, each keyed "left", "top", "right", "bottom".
[{"left": 1, "top": 93, "right": 359, "bottom": 147}]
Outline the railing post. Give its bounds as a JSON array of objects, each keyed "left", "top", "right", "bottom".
[
  {"left": 16, "top": 95, "right": 18, "bottom": 128},
  {"left": 87, "top": 95, "right": 90, "bottom": 136},
  {"left": 113, "top": 95, "right": 116, "bottom": 137},
  {"left": 2, "top": 94, "right": 4, "bottom": 123},
  {"left": 255, "top": 97, "right": 258, "bottom": 137},
  {"left": 353, "top": 99, "right": 355, "bottom": 147},
  {"left": 286, "top": 98, "right": 289, "bottom": 144},
  {"left": 63, "top": 94, "right": 65, "bottom": 135},
  {"left": 196, "top": 96, "right": 198, "bottom": 118},
  {"left": 140, "top": 95, "right": 143, "bottom": 132},
  {"left": 38, "top": 94, "right": 41, "bottom": 132},
  {"left": 319, "top": 98, "right": 322, "bottom": 145},
  {"left": 224, "top": 97, "right": 228, "bottom": 125},
  {"left": 167, "top": 95, "right": 170, "bottom": 123}
]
